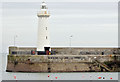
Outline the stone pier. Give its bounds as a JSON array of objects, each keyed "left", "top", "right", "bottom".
[{"left": 6, "top": 55, "right": 120, "bottom": 72}]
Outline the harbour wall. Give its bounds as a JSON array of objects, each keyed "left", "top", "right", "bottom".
[
  {"left": 6, "top": 55, "right": 119, "bottom": 72},
  {"left": 9, "top": 46, "right": 120, "bottom": 55}
]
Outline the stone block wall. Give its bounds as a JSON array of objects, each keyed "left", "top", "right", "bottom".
[
  {"left": 7, "top": 55, "right": 120, "bottom": 72},
  {"left": 9, "top": 46, "right": 120, "bottom": 55}
]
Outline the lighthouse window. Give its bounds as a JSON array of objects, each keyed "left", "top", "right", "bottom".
[
  {"left": 46, "top": 27, "right": 47, "bottom": 30},
  {"left": 42, "top": 6, "right": 46, "bottom": 9},
  {"left": 46, "top": 36, "right": 47, "bottom": 39}
]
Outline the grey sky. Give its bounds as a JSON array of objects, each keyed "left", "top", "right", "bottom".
[
  {"left": 1, "top": 2, "right": 118, "bottom": 53},
  {"left": 1, "top": 0, "right": 119, "bottom": 2}
]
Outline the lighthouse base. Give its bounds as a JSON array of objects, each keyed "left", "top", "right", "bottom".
[{"left": 37, "top": 47, "right": 51, "bottom": 55}]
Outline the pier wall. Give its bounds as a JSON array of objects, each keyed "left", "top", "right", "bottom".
[
  {"left": 6, "top": 55, "right": 118, "bottom": 72},
  {"left": 9, "top": 46, "right": 120, "bottom": 55}
]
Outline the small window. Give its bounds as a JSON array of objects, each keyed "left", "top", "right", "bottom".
[
  {"left": 12, "top": 51, "right": 17, "bottom": 54},
  {"left": 42, "top": 5, "right": 47, "bottom": 9},
  {"left": 46, "top": 27, "right": 47, "bottom": 30},
  {"left": 46, "top": 36, "right": 47, "bottom": 39}
]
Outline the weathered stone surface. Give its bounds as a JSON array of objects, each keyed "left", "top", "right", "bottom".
[
  {"left": 9, "top": 46, "right": 120, "bottom": 55},
  {"left": 7, "top": 55, "right": 120, "bottom": 72}
]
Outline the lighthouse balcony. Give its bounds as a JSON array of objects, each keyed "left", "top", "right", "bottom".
[{"left": 37, "top": 11, "right": 50, "bottom": 17}]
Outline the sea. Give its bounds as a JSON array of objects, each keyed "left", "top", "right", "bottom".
[{"left": 0, "top": 53, "right": 120, "bottom": 81}]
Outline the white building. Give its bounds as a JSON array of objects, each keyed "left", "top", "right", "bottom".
[{"left": 37, "top": 2, "right": 51, "bottom": 55}]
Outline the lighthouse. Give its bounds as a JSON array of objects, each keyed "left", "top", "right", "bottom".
[{"left": 37, "top": 2, "right": 51, "bottom": 55}]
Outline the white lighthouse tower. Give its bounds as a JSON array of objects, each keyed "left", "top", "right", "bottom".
[{"left": 37, "top": 2, "right": 51, "bottom": 55}]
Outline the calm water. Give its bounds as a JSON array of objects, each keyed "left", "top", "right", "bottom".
[{"left": 1, "top": 53, "right": 120, "bottom": 81}]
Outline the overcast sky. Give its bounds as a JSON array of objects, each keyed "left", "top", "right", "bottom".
[{"left": 1, "top": 1, "right": 118, "bottom": 53}]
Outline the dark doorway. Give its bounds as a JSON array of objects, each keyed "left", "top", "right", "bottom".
[
  {"left": 44, "top": 47, "right": 50, "bottom": 55},
  {"left": 44, "top": 47, "right": 50, "bottom": 51}
]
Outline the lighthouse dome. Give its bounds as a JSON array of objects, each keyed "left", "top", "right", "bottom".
[
  {"left": 41, "top": 2, "right": 47, "bottom": 9},
  {"left": 42, "top": 2, "right": 47, "bottom": 6}
]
